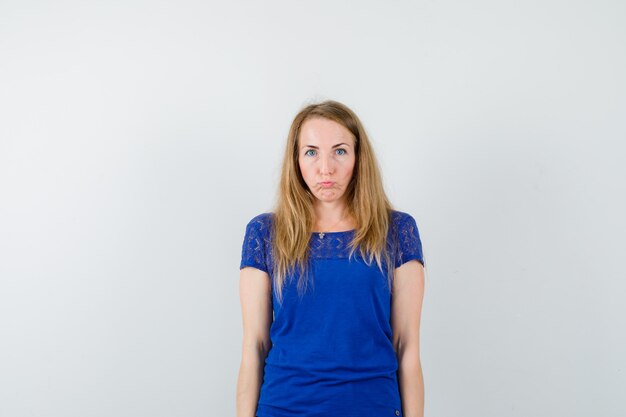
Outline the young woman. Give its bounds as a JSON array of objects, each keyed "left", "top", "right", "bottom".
[{"left": 236, "top": 100, "right": 426, "bottom": 417}]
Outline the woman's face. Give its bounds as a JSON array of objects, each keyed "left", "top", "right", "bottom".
[{"left": 297, "top": 117, "right": 356, "bottom": 205}]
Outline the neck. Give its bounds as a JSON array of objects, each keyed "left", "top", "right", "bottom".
[
  {"left": 313, "top": 200, "right": 346, "bottom": 221},
  {"left": 312, "top": 200, "right": 353, "bottom": 230}
]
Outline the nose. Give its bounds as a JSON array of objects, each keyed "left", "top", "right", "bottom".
[{"left": 319, "top": 153, "right": 334, "bottom": 175}]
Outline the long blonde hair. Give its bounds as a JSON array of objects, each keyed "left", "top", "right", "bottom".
[{"left": 270, "top": 99, "right": 397, "bottom": 305}]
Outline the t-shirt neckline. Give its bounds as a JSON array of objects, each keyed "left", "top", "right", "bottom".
[{"left": 311, "top": 229, "right": 356, "bottom": 235}]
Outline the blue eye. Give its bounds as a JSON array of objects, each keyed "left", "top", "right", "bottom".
[{"left": 304, "top": 149, "right": 347, "bottom": 157}]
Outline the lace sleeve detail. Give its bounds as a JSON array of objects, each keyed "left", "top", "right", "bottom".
[
  {"left": 240, "top": 214, "right": 271, "bottom": 274},
  {"left": 395, "top": 212, "right": 425, "bottom": 268}
]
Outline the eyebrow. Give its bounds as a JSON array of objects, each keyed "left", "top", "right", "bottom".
[{"left": 301, "top": 142, "right": 350, "bottom": 149}]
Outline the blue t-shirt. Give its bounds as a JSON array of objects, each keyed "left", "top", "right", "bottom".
[{"left": 240, "top": 210, "right": 424, "bottom": 417}]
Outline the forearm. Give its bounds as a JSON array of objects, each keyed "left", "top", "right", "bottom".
[
  {"left": 236, "top": 347, "right": 267, "bottom": 417},
  {"left": 397, "top": 357, "right": 424, "bottom": 417}
]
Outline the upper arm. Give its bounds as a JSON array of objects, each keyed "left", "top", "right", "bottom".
[
  {"left": 239, "top": 266, "right": 273, "bottom": 353},
  {"left": 239, "top": 214, "right": 273, "bottom": 354},
  {"left": 390, "top": 212, "right": 426, "bottom": 363},
  {"left": 391, "top": 260, "right": 425, "bottom": 364}
]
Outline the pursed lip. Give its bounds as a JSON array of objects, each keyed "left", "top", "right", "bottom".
[{"left": 319, "top": 181, "right": 334, "bottom": 187}]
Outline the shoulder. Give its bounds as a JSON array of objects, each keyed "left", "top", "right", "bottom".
[
  {"left": 389, "top": 209, "right": 422, "bottom": 242},
  {"left": 389, "top": 210, "right": 416, "bottom": 230},
  {"left": 245, "top": 212, "right": 274, "bottom": 235},
  {"left": 240, "top": 213, "right": 274, "bottom": 273},
  {"left": 246, "top": 212, "right": 274, "bottom": 226},
  {"left": 389, "top": 209, "right": 424, "bottom": 267}
]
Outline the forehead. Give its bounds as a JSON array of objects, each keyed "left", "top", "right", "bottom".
[{"left": 299, "top": 117, "right": 354, "bottom": 145}]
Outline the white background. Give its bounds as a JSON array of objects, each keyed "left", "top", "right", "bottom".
[{"left": 0, "top": 1, "right": 624, "bottom": 416}]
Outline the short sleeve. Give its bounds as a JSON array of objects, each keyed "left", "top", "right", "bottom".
[
  {"left": 395, "top": 213, "right": 425, "bottom": 268},
  {"left": 239, "top": 214, "right": 270, "bottom": 274}
]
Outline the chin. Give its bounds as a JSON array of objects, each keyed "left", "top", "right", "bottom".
[{"left": 317, "top": 193, "right": 344, "bottom": 202}]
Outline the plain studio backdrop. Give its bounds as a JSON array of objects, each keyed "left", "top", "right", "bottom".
[{"left": 0, "top": 0, "right": 624, "bottom": 416}]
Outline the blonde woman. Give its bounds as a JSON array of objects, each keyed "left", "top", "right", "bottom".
[{"left": 236, "top": 100, "right": 426, "bottom": 417}]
